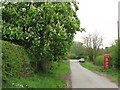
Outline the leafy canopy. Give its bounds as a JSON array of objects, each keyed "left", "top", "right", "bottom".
[{"left": 2, "top": 2, "right": 83, "bottom": 71}]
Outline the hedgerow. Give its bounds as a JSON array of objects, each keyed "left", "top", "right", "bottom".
[{"left": 2, "top": 40, "right": 31, "bottom": 81}]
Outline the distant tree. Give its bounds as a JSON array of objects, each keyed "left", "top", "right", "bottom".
[
  {"left": 98, "top": 48, "right": 105, "bottom": 55},
  {"left": 110, "top": 39, "right": 120, "bottom": 69},
  {"left": 70, "top": 41, "right": 86, "bottom": 59},
  {"left": 83, "top": 33, "right": 103, "bottom": 63}
]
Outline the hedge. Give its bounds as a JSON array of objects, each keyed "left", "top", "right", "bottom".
[
  {"left": 2, "top": 40, "right": 31, "bottom": 81},
  {"left": 95, "top": 55, "right": 104, "bottom": 66}
]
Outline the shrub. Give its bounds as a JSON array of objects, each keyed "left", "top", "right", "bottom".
[
  {"left": 2, "top": 40, "right": 31, "bottom": 81},
  {"left": 95, "top": 55, "right": 104, "bottom": 66},
  {"left": 110, "top": 40, "right": 119, "bottom": 69}
]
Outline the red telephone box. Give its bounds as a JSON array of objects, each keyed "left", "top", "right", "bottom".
[{"left": 103, "top": 54, "right": 110, "bottom": 69}]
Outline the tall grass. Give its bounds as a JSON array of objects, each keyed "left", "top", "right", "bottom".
[{"left": 3, "top": 61, "right": 70, "bottom": 88}]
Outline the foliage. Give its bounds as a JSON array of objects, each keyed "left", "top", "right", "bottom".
[
  {"left": 2, "top": 40, "right": 32, "bottom": 81},
  {"left": 110, "top": 39, "right": 120, "bottom": 69},
  {"left": 95, "top": 55, "right": 104, "bottom": 66},
  {"left": 50, "top": 61, "right": 70, "bottom": 75},
  {"left": 69, "top": 41, "right": 86, "bottom": 59},
  {"left": 97, "top": 48, "right": 105, "bottom": 55},
  {"left": 3, "top": 61, "right": 70, "bottom": 88},
  {"left": 2, "top": 2, "right": 82, "bottom": 71},
  {"left": 68, "top": 53, "right": 78, "bottom": 59},
  {"left": 2, "top": 2, "right": 81, "bottom": 88}
]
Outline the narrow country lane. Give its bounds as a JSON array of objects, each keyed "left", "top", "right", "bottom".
[{"left": 70, "top": 60, "right": 118, "bottom": 88}]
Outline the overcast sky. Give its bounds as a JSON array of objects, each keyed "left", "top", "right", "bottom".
[{"left": 74, "top": 0, "right": 120, "bottom": 47}]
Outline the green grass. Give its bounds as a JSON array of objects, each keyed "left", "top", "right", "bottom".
[
  {"left": 3, "top": 74, "right": 66, "bottom": 88},
  {"left": 81, "top": 62, "right": 119, "bottom": 85},
  {"left": 50, "top": 61, "right": 70, "bottom": 75},
  {"left": 3, "top": 61, "right": 70, "bottom": 88}
]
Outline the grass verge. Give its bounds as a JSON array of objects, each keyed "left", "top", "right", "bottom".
[
  {"left": 81, "top": 62, "right": 119, "bottom": 85},
  {"left": 2, "top": 61, "right": 70, "bottom": 88}
]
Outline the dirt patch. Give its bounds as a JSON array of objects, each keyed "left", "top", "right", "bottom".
[{"left": 59, "top": 72, "right": 72, "bottom": 88}]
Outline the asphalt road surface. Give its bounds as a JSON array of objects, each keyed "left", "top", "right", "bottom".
[{"left": 70, "top": 60, "right": 118, "bottom": 88}]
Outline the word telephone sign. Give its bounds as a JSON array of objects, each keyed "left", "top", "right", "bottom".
[{"left": 103, "top": 54, "right": 110, "bottom": 69}]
